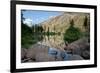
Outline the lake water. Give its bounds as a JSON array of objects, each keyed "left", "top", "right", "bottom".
[
  {"left": 39, "top": 33, "right": 65, "bottom": 49},
  {"left": 48, "top": 47, "right": 69, "bottom": 61}
]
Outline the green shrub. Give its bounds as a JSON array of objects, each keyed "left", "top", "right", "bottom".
[{"left": 64, "top": 20, "right": 82, "bottom": 43}]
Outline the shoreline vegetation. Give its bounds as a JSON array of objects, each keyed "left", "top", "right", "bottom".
[{"left": 21, "top": 11, "right": 90, "bottom": 63}]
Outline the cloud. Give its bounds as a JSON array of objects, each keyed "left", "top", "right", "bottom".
[
  {"left": 23, "top": 18, "right": 33, "bottom": 27},
  {"left": 49, "top": 16, "right": 56, "bottom": 19}
]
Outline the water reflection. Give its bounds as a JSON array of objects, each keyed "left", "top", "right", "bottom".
[{"left": 39, "top": 33, "right": 64, "bottom": 49}]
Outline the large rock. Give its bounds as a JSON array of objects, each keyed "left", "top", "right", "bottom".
[
  {"left": 26, "top": 44, "right": 49, "bottom": 60},
  {"left": 82, "top": 50, "right": 90, "bottom": 59},
  {"left": 65, "top": 37, "right": 90, "bottom": 59},
  {"left": 21, "top": 48, "right": 27, "bottom": 60},
  {"left": 35, "top": 53, "right": 55, "bottom": 62}
]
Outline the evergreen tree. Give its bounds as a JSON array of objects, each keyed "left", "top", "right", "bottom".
[
  {"left": 21, "top": 10, "right": 25, "bottom": 24},
  {"left": 70, "top": 19, "right": 74, "bottom": 27},
  {"left": 83, "top": 16, "right": 88, "bottom": 31}
]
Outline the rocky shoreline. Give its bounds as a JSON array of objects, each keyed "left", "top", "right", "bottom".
[{"left": 21, "top": 37, "right": 90, "bottom": 63}]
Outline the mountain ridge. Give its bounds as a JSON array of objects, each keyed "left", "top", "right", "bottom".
[{"left": 41, "top": 12, "right": 90, "bottom": 33}]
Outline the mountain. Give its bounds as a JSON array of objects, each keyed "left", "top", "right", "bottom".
[{"left": 41, "top": 12, "right": 90, "bottom": 33}]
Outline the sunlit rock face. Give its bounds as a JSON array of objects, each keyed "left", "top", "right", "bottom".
[{"left": 41, "top": 12, "right": 90, "bottom": 33}]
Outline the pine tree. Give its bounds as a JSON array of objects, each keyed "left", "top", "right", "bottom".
[{"left": 83, "top": 16, "right": 88, "bottom": 31}]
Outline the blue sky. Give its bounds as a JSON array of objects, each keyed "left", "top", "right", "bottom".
[{"left": 22, "top": 10, "right": 62, "bottom": 26}]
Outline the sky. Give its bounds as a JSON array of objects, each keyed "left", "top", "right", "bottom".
[{"left": 22, "top": 10, "right": 62, "bottom": 27}]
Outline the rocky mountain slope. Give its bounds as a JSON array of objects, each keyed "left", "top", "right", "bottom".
[{"left": 41, "top": 12, "right": 90, "bottom": 33}]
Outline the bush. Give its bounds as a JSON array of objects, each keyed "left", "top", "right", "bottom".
[{"left": 64, "top": 20, "right": 82, "bottom": 43}]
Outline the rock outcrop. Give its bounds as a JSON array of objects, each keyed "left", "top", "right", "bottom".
[
  {"left": 35, "top": 53, "right": 55, "bottom": 62},
  {"left": 64, "top": 37, "right": 90, "bottom": 59},
  {"left": 26, "top": 44, "right": 49, "bottom": 60},
  {"left": 21, "top": 48, "right": 27, "bottom": 60},
  {"left": 21, "top": 43, "right": 86, "bottom": 63}
]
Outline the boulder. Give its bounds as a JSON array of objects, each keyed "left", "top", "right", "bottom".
[
  {"left": 26, "top": 44, "right": 49, "bottom": 60},
  {"left": 35, "top": 53, "right": 55, "bottom": 62},
  {"left": 21, "top": 48, "right": 27, "bottom": 60},
  {"left": 65, "top": 37, "right": 90, "bottom": 59},
  {"left": 82, "top": 50, "right": 90, "bottom": 59}
]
